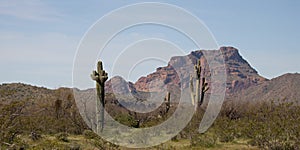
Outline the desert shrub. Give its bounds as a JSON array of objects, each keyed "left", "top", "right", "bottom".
[
  {"left": 0, "top": 137, "right": 29, "bottom": 150},
  {"left": 114, "top": 114, "right": 139, "bottom": 127},
  {"left": 190, "top": 133, "right": 217, "bottom": 148},
  {"left": 92, "top": 139, "right": 107, "bottom": 150},
  {"left": 92, "top": 138, "right": 119, "bottom": 150},
  {"left": 242, "top": 100, "right": 300, "bottom": 149},
  {"left": 82, "top": 130, "right": 119, "bottom": 149},
  {"left": 69, "top": 142, "right": 81, "bottom": 150},
  {"left": 55, "top": 132, "right": 69, "bottom": 142},
  {"left": 83, "top": 130, "right": 99, "bottom": 140},
  {"left": 33, "top": 139, "right": 68, "bottom": 149},
  {"left": 153, "top": 143, "right": 176, "bottom": 150},
  {"left": 29, "top": 131, "right": 42, "bottom": 141},
  {"left": 0, "top": 101, "right": 26, "bottom": 143},
  {"left": 214, "top": 118, "right": 239, "bottom": 143},
  {"left": 186, "top": 99, "right": 300, "bottom": 149}
]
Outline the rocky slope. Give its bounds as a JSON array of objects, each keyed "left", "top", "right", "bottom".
[
  {"left": 231, "top": 73, "right": 300, "bottom": 103},
  {"left": 106, "top": 46, "right": 267, "bottom": 95},
  {"left": 0, "top": 83, "right": 55, "bottom": 106}
]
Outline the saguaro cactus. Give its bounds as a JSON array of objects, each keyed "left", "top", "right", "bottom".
[
  {"left": 91, "top": 60, "right": 108, "bottom": 133},
  {"left": 164, "top": 91, "right": 171, "bottom": 113},
  {"left": 54, "top": 99, "right": 62, "bottom": 119},
  {"left": 190, "top": 59, "right": 209, "bottom": 110}
]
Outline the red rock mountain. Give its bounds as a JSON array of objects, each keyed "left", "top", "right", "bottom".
[{"left": 106, "top": 46, "right": 267, "bottom": 95}]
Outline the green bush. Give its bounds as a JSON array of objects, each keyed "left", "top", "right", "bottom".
[{"left": 114, "top": 114, "right": 139, "bottom": 127}]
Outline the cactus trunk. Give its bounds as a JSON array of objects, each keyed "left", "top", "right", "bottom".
[
  {"left": 91, "top": 60, "right": 108, "bottom": 133},
  {"left": 164, "top": 91, "right": 171, "bottom": 113},
  {"left": 190, "top": 59, "right": 209, "bottom": 110}
]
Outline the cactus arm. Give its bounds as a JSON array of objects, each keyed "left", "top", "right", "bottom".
[
  {"left": 200, "top": 78, "right": 208, "bottom": 105},
  {"left": 90, "top": 71, "right": 99, "bottom": 81}
]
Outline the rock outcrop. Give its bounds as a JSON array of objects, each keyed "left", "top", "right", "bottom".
[
  {"left": 105, "top": 46, "right": 268, "bottom": 95},
  {"left": 134, "top": 47, "right": 266, "bottom": 93}
]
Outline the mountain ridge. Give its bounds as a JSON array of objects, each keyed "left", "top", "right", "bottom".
[
  {"left": 1, "top": 72, "right": 299, "bottom": 103},
  {"left": 1, "top": 46, "right": 299, "bottom": 103},
  {"left": 230, "top": 72, "right": 300, "bottom": 103},
  {"left": 106, "top": 46, "right": 267, "bottom": 95}
]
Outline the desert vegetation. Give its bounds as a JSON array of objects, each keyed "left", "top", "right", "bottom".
[
  {"left": 1, "top": 86, "right": 299, "bottom": 150},
  {"left": 1, "top": 61, "right": 299, "bottom": 149},
  {"left": 188, "top": 99, "right": 300, "bottom": 149}
]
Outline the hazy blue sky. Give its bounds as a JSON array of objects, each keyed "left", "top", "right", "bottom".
[{"left": 0, "top": 0, "right": 299, "bottom": 89}]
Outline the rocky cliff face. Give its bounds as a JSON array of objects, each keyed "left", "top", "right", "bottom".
[
  {"left": 134, "top": 46, "right": 266, "bottom": 93},
  {"left": 219, "top": 47, "right": 267, "bottom": 93},
  {"left": 105, "top": 76, "right": 135, "bottom": 95},
  {"left": 105, "top": 46, "right": 267, "bottom": 95}
]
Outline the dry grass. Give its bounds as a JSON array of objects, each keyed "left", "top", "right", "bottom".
[{"left": 0, "top": 134, "right": 259, "bottom": 150}]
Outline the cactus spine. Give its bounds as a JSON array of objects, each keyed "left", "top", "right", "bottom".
[
  {"left": 91, "top": 60, "right": 108, "bottom": 133},
  {"left": 164, "top": 91, "right": 171, "bottom": 113},
  {"left": 190, "top": 59, "right": 209, "bottom": 110}
]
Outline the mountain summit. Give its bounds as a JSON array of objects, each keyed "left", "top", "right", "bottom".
[{"left": 106, "top": 46, "right": 267, "bottom": 95}]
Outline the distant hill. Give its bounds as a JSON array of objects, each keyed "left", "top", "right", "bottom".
[
  {"left": 230, "top": 73, "right": 300, "bottom": 103},
  {"left": 0, "top": 83, "right": 54, "bottom": 104}
]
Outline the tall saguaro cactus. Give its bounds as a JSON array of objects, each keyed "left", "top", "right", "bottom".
[
  {"left": 164, "top": 91, "right": 171, "bottom": 113},
  {"left": 190, "top": 59, "right": 209, "bottom": 110},
  {"left": 91, "top": 60, "right": 108, "bottom": 133}
]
